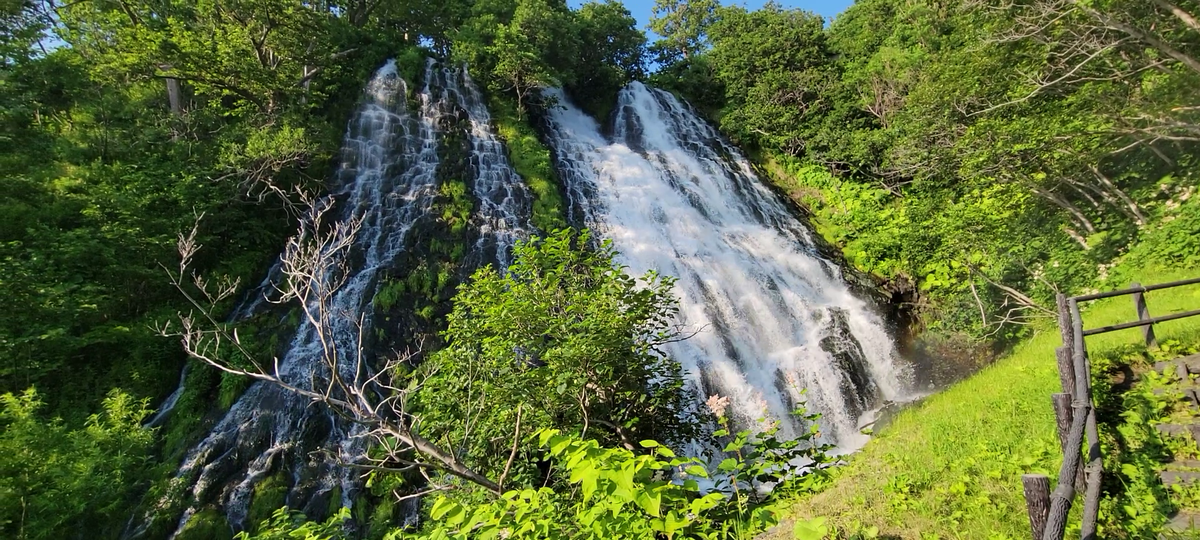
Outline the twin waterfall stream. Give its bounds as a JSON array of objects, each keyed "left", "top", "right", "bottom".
[{"left": 148, "top": 60, "right": 910, "bottom": 537}]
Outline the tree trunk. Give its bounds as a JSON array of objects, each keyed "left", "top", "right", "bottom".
[
  {"left": 1094, "top": 169, "right": 1147, "bottom": 228},
  {"left": 160, "top": 64, "right": 183, "bottom": 115},
  {"left": 1090, "top": 166, "right": 1146, "bottom": 226},
  {"left": 166, "top": 78, "right": 183, "bottom": 115}
]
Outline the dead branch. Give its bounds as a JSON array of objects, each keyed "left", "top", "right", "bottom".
[
  {"left": 965, "top": 261, "right": 1057, "bottom": 317},
  {"left": 158, "top": 202, "right": 503, "bottom": 495}
]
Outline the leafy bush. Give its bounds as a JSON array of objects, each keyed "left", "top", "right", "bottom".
[
  {"left": 403, "top": 422, "right": 830, "bottom": 540},
  {"left": 0, "top": 388, "right": 154, "bottom": 539}
]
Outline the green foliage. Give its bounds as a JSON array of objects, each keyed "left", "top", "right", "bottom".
[
  {"left": 450, "top": 0, "right": 645, "bottom": 117},
  {"left": 1093, "top": 365, "right": 1175, "bottom": 536},
  {"left": 417, "top": 229, "right": 693, "bottom": 482},
  {"left": 649, "top": 0, "right": 718, "bottom": 61},
  {"left": 0, "top": 2, "right": 416, "bottom": 534},
  {"left": 1107, "top": 192, "right": 1200, "bottom": 286},
  {"left": 220, "top": 413, "right": 835, "bottom": 540},
  {"left": 568, "top": 1, "right": 646, "bottom": 118},
  {"left": 247, "top": 473, "right": 290, "bottom": 533},
  {"left": 705, "top": 3, "right": 832, "bottom": 154},
  {"left": 490, "top": 96, "right": 567, "bottom": 231},
  {"left": 402, "top": 423, "right": 830, "bottom": 540},
  {"left": 0, "top": 388, "right": 154, "bottom": 539},
  {"left": 236, "top": 508, "right": 349, "bottom": 540},
  {"left": 374, "top": 279, "right": 408, "bottom": 313},
  {"left": 438, "top": 178, "right": 474, "bottom": 236},
  {"left": 452, "top": 0, "right": 575, "bottom": 112},
  {"left": 178, "top": 509, "right": 233, "bottom": 540}
]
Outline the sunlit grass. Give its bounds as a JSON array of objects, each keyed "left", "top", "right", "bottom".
[{"left": 769, "top": 265, "right": 1200, "bottom": 539}]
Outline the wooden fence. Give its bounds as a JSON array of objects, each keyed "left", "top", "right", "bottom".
[{"left": 1022, "top": 276, "right": 1200, "bottom": 540}]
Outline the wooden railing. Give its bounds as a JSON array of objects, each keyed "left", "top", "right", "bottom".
[{"left": 1022, "top": 277, "right": 1200, "bottom": 540}]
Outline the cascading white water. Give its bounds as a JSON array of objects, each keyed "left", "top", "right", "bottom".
[
  {"left": 147, "top": 58, "right": 903, "bottom": 536},
  {"left": 155, "top": 58, "right": 442, "bottom": 537},
  {"left": 542, "top": 84, "right": 911, "bottom": 450},
  {"left": 145, "top": 58, "right": 540, "bottom": 537},
  {"left": 442, "top": 67, "right": 534, "bottom": 268}
]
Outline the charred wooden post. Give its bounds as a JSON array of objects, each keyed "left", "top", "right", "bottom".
[
  {"left": 1051, "top": 393, "right": 1072, "bottom": 451},
  {"left": 1051, "top": 392, "right": 1084, "bottom": 494},
  {"left": 1131, "top": 282, "right": 1157, "bottom": 348},
  {"left": 1056, "top": 294, "right": 1073, "bottom": 344},
  {"left": 1071, "top": 299, "right": 1102, "bottom": 540},
  {"left": 1055, "top": 294, "right": 1077, "bottom": 395},
  {"left": 1040, "top": 399, "right": 1086, "bottom": 540},
  {"left": 1055, "top": 346, "right": 1076, "bottom": 397},
  {"left": 1022, "top": 474, "right": 1051, "bottom": 540}
]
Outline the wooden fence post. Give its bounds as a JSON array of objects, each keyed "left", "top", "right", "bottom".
[
  {"left": 1055, "top": 294, "right": 1077, "bottom": 396},
  {"left": 1056, "top": 294, "right": 1073, "bottom": 347},
  {"left": 1051, "top": 393, "right": 1072, "bottom": 451},
  {"left": 1023, "top": 474, "right": 1051, "bottom": 540},
  {"left": 1055, "top": 346, "right": 1076, "bottom": 397},
  {"left": 1131, "top": 282, "right": 1158, "bottom": 348},
  {"left": 1071, "top": 299, "right": 1103, "bottom": 540},
  {"left": 1051, "top": 393, "right": 1084, "bottom": 493}
]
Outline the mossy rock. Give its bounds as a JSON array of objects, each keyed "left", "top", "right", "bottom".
[
  {"left": 367, "top": 497, "right": 396, "bottom": 540},
  {"left": 247, "top": 472, "right": 289, "bottom": 532},
  {"left": 176, "top": 509, "right": 233, "bottom": 540}
]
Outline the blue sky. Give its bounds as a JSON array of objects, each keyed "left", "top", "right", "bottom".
[{"left": 567, "top": 0, "right": 855, "bottom": 38}]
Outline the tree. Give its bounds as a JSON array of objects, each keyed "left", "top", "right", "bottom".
[
  {"left": 56, "top": 0, "right": 341, "bottom": 117},
  {"left": 704, "top": 4, "right": 834, "bottom": 153},
  {"left": 416, "top": 229, "right": 694, "bottom": 488},
  {"left": 1, "top": 0, "right": 49, "bottom": 65},
  {"left": 649, "top": 0, "right": 718, "bottom": 60},
  {"left": 490, "top": 0, "right": 578, "bottom": 114},
  {"left": 567, "top": 0, "right": 646, "bottom": 113},
  {"left": 0, "top": 388, "right": 154, "bottom": 539}
]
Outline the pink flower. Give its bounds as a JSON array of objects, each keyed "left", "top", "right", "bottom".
[{"left": 706, "top": 394, "right": 731, "bottom": 419}]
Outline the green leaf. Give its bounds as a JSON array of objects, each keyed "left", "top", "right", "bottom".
[
  {"left": 636, "top": 491, "right": 662, "bottom": 516},
  {"left": 549, "top": 434, "right": 571, "bottom": 455},
  {"left": 430, "top": 497, "right": 461, "bottom": 521},
  {"left": 793, "top": 517, "right": 829, "bottom": 540}
]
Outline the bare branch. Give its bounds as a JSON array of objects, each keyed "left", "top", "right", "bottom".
[{"left": 160, "top": 202, "right": 504, "bottom": 496}]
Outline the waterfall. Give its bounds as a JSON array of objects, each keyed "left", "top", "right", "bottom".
[
  {"left": 541, "top": 84, "right": 911, "bottom": 449},
  {"left": 145, "top": 58, "right": 906, "bottom": 536},
  {"left": 443, "top": 67, "right": 534, "bottom": 269},
  {"left": 143, "top": 59, "right": 535, "bottom": 537}
]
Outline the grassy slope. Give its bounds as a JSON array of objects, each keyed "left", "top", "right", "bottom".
[{"left": 769, "top": 265, "right": 1200, "bottom": 539}]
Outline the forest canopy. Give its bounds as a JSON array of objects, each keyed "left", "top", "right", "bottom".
[{"left": 2, "top": 0, "right": 1199, "bottom": 537}]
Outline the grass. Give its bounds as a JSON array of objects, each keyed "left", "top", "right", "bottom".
[{"left": 768, "top": 265, "right": 1200, "bottom": 540}]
